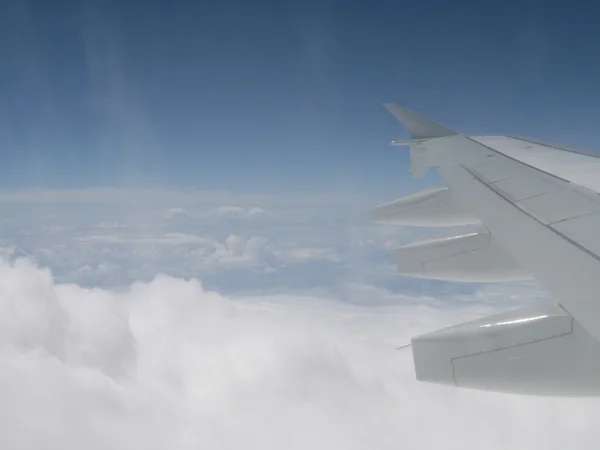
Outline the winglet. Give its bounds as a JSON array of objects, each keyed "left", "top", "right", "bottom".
[{"left": 383, "top": 103, "right": 458, "bottom": 140}]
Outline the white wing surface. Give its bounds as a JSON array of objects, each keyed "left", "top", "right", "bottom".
[{"left": 377, "top": 103, "right": 600, "bottom": 396}]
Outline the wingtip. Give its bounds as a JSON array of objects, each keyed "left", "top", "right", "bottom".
[{"left": 382, "top": 103, "right": 458, "bottom": 140}]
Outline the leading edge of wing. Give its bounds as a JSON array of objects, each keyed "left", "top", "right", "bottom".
[{"left": 382, "top": 103, "right": 458, "bottom": 140}]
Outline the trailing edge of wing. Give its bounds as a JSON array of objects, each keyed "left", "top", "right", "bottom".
[{"left": 383, "top": 103, "right": 458, "bottom": 140}]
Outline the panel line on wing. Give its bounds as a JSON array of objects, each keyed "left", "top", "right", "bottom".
[
  {"left": 547, "top": 210, "right": 600, "bottom": 226},
  {"left": 465, "top": 136, "right": 576, "bottom": 186},
  {"left": 451, "top": 327, "right": 573, "bottom": 361},
  {"left": 508, "top": 135, "right": 600, "bottom": 160},
  {"left": 512, "top": 192, "right": 550, "bottom": 202},
  {"left": 463, "top": 165, "right": 600, "bottom": 264}
]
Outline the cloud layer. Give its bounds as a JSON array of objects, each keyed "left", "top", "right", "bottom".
[
  {"left": 0, "top": 189, "right": 595, "bottom": 448},
  {"left": 0, "top": 190, "right": 422, "bottom": 292},
  {"left": 0, "top": 256, "right": 597, "bottom": 449}
]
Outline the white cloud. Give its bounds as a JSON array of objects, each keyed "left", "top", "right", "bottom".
[
  {"left": 274, "top": 246, "right": 340, "bottom": 262},
  {"left": 217, "top": 206, "right": 246, "bottom": 214},
  {"left": 0, "top": 188, "right": 594, "bottom": 448},
  {"left": 163, "top": 208, "right": 188, "bottom": 219},
  {"left": 0, "top": 257, "right": 596, "bottom": 449},
  {"left": 209, "top": 235, "right": 272, "bottom": 269}
]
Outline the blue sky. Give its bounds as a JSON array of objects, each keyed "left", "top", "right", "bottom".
[{"left": 1, "top": 0, "right": 599, "bottom": 195}]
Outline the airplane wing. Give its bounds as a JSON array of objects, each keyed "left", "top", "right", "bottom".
[{"left": 377, "top": 103, "right": 600, "bottom": 396}]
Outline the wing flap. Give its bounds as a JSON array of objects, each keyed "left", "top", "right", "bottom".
[
  {"left": 396, "top": 228, "right": 528, "bottom": 282},
  {"left": 413, "top": 303, "right": 600, "bottom": 396},
  {"left": 371, "top": 187, "right": 478, "bottom": 227}
]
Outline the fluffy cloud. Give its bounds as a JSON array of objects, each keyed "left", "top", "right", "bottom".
[
  {"left": 0, "top": 257, "right": 596, "bottom": 449},
  {"left": 0, "top": 189, "right": 596, "bottom": 448}
]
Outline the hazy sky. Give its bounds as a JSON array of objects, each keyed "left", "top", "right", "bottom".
[{"left": 1, "top": 0, "right": 598, "bottom": 194}]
